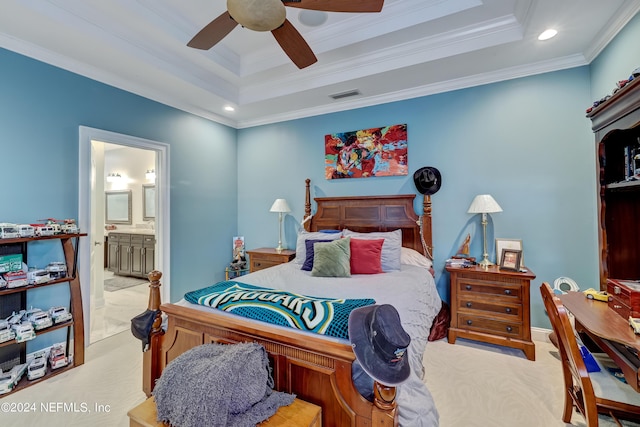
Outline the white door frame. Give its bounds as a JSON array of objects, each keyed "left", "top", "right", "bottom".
[{"left": 78, "top": 126, "right": 170, "bottom": 346}]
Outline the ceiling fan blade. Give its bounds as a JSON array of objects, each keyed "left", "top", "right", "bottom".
[
  {"left": 187, "top": 11, "right": 238, "bottom": 50},
  {"left": 283, "top": 0, "right": 383, "bottom": 13},
  {"left": 271, "top": 19, "right": 317, "bottom": 69}
]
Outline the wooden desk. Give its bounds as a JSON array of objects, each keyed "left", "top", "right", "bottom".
[{"left": 559, "top": 291, "right": 640, "bottom": 391}]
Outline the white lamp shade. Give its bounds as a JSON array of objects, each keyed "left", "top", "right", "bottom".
[
  {"left": 467, "top": 194, "right": 503, "bottom": 214},
  {"left": 270, "top": 198, "right": 291, "bottom": 213}
]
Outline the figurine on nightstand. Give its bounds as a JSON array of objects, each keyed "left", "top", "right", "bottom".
[
  {"left": 453, "top": 233, "right": 476, "bottom": 263},
  {"left": 230, "top": 236, "right": 247, "bottom": 271},
  {"left": 229, "top": 254, "right": 247, "bottom": 271}
]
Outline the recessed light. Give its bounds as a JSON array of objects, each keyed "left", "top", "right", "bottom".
[
  {"left": 538, "top": 29, "right": 558, "bottom": 41},
  {"left": 224, "top": 106, "right": 235, "bottom": 112}
]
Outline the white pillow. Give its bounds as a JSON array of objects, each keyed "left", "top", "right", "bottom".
[
  {"left": 400, "top": 247, "right": 433, "bottom": 269},
  {"left": 342, "top": 229, "right": 401, "bottom": 272},
  {"left": 294, "top": 230, "right": 342, "bottom": 265}
]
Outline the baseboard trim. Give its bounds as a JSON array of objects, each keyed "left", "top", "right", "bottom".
[{"left": 532, "top": 326, "right": 552, "bottom": 344}]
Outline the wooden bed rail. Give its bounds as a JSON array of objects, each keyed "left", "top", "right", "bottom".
[{"left": 140, "top": 270, "right": 398, "bottom": 426}]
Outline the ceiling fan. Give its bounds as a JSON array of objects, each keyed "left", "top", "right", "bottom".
[{"left": 187, "top": 0, "right": 384, "bottom": 69}]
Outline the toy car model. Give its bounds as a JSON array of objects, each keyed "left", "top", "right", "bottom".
[
  {"left": 6, "top": 310, "right": 25, "bottom": 325},
  {"left": 25, "top": 310, "right": 52, "bottom": 331},
  {"left": 0, "top": 320, "right": 16, "bottom": 344},
  {"left": 46, "top": 262, "right": 67, "bottom": 279},
  {"left": 0, "top": 372, "right": 13, "bottom": 394},
  {"left": 49, "top": 306, "right": 72, "bottom": 324},
  {"left": 0, "top": 363, "right": 26, "bottom": 394},
  {"left": 11, "top": 322, "right": 36, "bottom": 343},
  {"left": 17, "top": 224, "right": 35, "bottom": 238},
  {"left": 583, "top": 288, "right": 612, "bottom": 302},
  {"left": 60, "top": 223, "right": 79, "bottom": 234},
  {"left": 27, "top": 268, "right": 50, "bottom": 285},
  {"left": 48, "top": 345, "right": 68, "bottom": 370},
  {"left": 32, "top": 224, "right": 56, "bottom": 236},
  {"left": 0, "top": 223, "right": 19, "bottom": 239},
  {"left": 27, "top": 356, "right": 46, "bottom": 381},
  {"left": 3, "top": 270, "right": 28, "bottom": 288}
]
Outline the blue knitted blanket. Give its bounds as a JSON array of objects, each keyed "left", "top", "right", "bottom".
[{"left": 184, "top": 281, "right": 375, "bottom": 339}]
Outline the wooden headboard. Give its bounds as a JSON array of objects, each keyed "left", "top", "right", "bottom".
[{"left": 302, "top": 179, "right": 433, "bottom": 259}]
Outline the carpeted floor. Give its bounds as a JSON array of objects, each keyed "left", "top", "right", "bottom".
[{"left": 104, "top": 275, "right": 147, "bottom": 292}]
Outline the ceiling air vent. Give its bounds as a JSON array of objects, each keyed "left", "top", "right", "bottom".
[{"left": 329, "top": 89, "right": 361, "bottom": 100}]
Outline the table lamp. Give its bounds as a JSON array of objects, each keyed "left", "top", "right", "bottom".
[
  {"left": 467, "top": 194, "right": 502, "bottom": 267},
  {"left": 270, "top": 198, "right": 291, "bottom": 252}
]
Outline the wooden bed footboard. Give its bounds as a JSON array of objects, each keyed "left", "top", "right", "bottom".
[{"left": 142, "top": 272, "right": 398, "bottom": 427}]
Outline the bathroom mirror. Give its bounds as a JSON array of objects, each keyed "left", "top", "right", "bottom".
[
  {"left": 142, "top": 184, "right": 155, "bottom": 221},
  {"left": 105, "top": 190, "right": 132, "bottom": 224}
]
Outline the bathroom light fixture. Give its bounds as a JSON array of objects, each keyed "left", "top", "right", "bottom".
[
  {"left": 106, "top": 173, "right": 122, "bottom": 183},
  {"left": 538, "top": 29, "right": 557, "bottom": 41},
  {"left": 145, "top": 169, "right": 156, "bottom": 180},
  {"left": 270, "top": 198, "right": 291, "bottom": 253}
]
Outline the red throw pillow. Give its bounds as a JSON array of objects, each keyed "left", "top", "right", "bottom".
[{"left": 350, "top": 238, "right": 384, "bottom": 274}]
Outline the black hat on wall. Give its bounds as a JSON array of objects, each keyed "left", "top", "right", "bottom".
[{"left": 413, "top": 167, "right": 442, "bottom": 196}]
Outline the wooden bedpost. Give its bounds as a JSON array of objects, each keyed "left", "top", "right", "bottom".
[
  {"left": 304, "top": 178, "right": 311, "bottom": 232},
  {"left": 372, "top": 382, "right": 398, "bottom": 426},
  {"left": 421, "top": 194, "right": 433, "bottom": 259},
  {"left": 143, "top": 270, "right": 164, "bottom": 397}
]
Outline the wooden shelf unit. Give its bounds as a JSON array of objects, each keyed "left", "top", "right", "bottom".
[
  {"left": 0, "top": 233, "right": 86, "bottom": 398},
  {"left": 587, "top": 77, "right": 640, "bottom": 287}
]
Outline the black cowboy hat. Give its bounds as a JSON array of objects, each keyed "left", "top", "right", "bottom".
[
  {"left": 348, "top": 304, "right": 411, "bottom": 386},
  {"left": 413, "top": 167, "right": 441, "bottom": 196}
]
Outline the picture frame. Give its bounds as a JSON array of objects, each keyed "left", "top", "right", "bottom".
[
  {"left": 500, "top": 249, "right": 522, "bottom": 271},
  {"left": 495, "top": 238, "right": 524, "bottom": 269}
]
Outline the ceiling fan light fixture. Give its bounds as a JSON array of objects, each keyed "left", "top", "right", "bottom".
[
  {"left": 228, "top": 0, "right": 286, "bottom": 31},
  {"left": 298, "top": 10, "right": 328, "bottom": 27}
]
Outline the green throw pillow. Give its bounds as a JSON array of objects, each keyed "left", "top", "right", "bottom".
[{"left": 311, "top": 237, "right": 351, "bottom": 277}]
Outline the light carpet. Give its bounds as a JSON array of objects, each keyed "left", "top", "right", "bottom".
[{"left": 4, "top": 331, "right": 640, "bottom": 426}]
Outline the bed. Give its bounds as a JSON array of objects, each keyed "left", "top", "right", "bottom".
[{"left": 141, "top": 179, "right": 441, "bottom": 426}]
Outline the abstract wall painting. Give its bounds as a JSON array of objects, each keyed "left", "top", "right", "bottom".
[{"left": 324, "top": 124, "right": 408, "bottom": 180}]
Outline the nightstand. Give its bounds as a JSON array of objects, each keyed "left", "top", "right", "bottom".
[
  {"left": 446, "top": 264, "right": 536, "bottom": 361},
  {"left": 246, "top": 248, "right": 296, "bottom": 273}
]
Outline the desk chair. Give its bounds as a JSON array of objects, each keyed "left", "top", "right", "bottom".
[{"left": 540, "top": 282, "right": 640, "bottom": 426}]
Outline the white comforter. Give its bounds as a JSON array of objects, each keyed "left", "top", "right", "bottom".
[{"left": 178, "top": 261, "right": 441, "bottom": 426}]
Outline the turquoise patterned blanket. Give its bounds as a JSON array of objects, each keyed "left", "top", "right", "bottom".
[{"left": 184, "top": 281, "right": 375, "bottom": 339}]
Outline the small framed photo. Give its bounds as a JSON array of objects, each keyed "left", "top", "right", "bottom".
[
  {"left": 495, "top": 238, "right": 524, "bottom": 269},
  {"left": 500, "top": 249, "right": 522, "bottom": 271}
]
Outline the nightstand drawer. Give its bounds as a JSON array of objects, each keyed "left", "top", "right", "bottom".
[
  {"left": 457, "top": 313, "right": 522, "bottom": 338},
  {"left": 457, "top": 298, "right": 522, "bottom": 319},
  {"left": 251, "top": 259, "right": 281, "bottom": 271},
  {"left": 246, "top": 248, "right": 296, "bottom": 273},
  {"left": 457, "top": 279, "right": 522, "bottom": 301}
]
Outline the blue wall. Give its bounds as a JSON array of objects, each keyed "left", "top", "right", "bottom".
[
  {"left": 1, "top": 10, "right": 637, "bottom": 333},
  {"left": 237, "top": 68, "right": 597, "bottom": 329},
  {"left": 590, "top": 12, "right": 640, "bottom": 102},
  {"left": 0, "top": 48, "right": 238, "bottom": 304}
]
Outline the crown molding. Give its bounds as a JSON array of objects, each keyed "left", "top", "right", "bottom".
[{"left": 236, "top": 54, "right": 588, "bottom": 128}]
